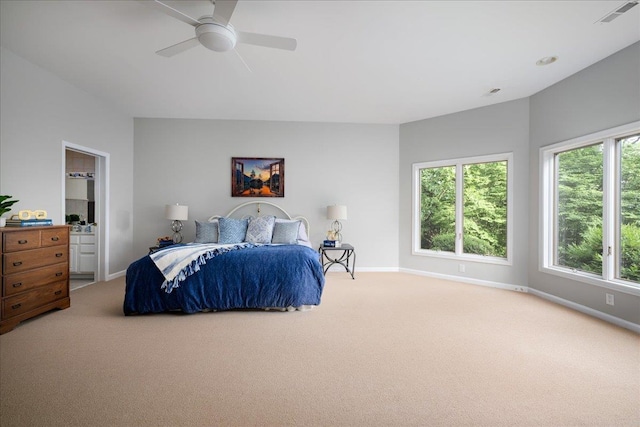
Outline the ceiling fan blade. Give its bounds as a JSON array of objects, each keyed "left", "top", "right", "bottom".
[
  {"left": 236, "top": 31, "right": 297, "bottom": 51},
  {"left": 213, "top": 0, "right": 238, "bottom": 26},
  {"left": 233, "top": 49, "right": 252, "bottom": 73},
  {"left": 148, "top": 0, "right": 201, "bottom": 27},
  {"left": 156, "top": 37, "right": 200, "bottom": 57}
]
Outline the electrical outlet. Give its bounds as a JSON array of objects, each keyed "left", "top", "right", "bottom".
[
  {"left": 459, "top": 264, "right": 465, "bottom": 273},
  {"left": 606, "top": 293, "right": 614, "bottom": 306}
]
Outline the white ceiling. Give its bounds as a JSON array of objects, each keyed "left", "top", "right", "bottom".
[{"left": 1, "top": 0, "right": 639, "bottom": 124}]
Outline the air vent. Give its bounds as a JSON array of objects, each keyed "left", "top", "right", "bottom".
[
  {"left": 616, "top": 1, "right": 639, "bottom": 13},
  {"left": 596, "top": 1, "right": 638, "bottom": 23}
]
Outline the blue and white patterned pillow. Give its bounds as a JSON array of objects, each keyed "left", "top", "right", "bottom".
[
  {"left": 194, "top": 220, "right": 218, "bottom": 243},
  {"left": 272, "top": 220, "right": 300, "bottom": 244},
  {"left": 218, "top": 217, "right": 249, "bottom": 244},
  {"left": 245, "top": 216, "right": 276, "bottom": 244}
]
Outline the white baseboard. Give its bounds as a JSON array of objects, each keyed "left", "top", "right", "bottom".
[
  {"left": 399, "top": 268, "right": 528, "bottom": 293},
  {"left": 352, "top": 267, "right": 399, "bottom": 273},
  {"left": 528, "top": 288, "right": 640, "bottom": 334},
  {"left": 325, "top": 265, "right": 399, "bottom": 273},
  {"left": 398, "top": 268, "right": 638, "bottom": 334},
  {"left": 106, "top": 270, "right": 126, "bottom": 281}
]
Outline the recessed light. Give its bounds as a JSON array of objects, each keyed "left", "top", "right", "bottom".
[{"left": 536, "top": 56, "right": 558, "bottom": 66}]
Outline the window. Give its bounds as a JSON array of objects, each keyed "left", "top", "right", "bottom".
[
  {"left": 619, "top": 135, "right": 640, "bottom": 282},
  {"left": 413, "top": 153, "right": 513, "bottom": 264},
  {"left": 540, "top": 121, "right": 640, "bottom": 294},
  {"left": 555, "top": 143, "right": 603, "bottom": 275}
]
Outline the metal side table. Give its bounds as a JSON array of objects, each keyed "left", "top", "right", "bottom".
[{"left": 319, "top": 243, "right": 356, "bottom": 279}]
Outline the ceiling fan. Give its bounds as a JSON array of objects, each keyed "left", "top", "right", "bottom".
[{"left": 147, "top": 0, "right": 297, "bottom": 57}]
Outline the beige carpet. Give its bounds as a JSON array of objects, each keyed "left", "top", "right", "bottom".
[{"left": 0, "top": 272, "right": 638, "bottom": 426}]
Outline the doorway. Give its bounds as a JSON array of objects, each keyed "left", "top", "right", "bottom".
[{"left": 63, "top": 142, "right": 109, "bottom": 290}]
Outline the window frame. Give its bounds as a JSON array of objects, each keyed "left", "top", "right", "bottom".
[
  {"left": 539, "top": 121, "right": 640, "bottom": 296},
  {"left": 412, "top": 152, "right": 514, "bottom": 266}
]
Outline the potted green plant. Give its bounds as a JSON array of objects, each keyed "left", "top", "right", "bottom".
[{"left": 0, "top": 195, "right": 19, "bottom": 227}]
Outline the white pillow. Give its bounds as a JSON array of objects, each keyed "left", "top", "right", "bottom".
[{"left": 245, "top": 216, "right": 276, "bottom": 244}]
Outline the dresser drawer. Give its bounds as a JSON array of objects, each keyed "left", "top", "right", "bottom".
[
  {"left": 3, "top": 246, "right": 69, "bottom": 275},
  {"left": 3, "top": 230, "right": 41, "bottom": 252},
  {"left": 41, "top": 228, "right": 69, "bottom": 247},
  {"left": 1, "top": 281, "right": 68, "bottom": 320},
  {"left": 3, "top": 264, "right": 69, "bottom": 297}
]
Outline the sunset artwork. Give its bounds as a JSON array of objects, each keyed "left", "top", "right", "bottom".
[{"left": 231, "top": 157, "right": 285, "bottom": 197}]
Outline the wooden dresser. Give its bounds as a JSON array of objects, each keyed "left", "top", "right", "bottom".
[{"left": 1, "top": 225, "right": 70, "bottom": 334}]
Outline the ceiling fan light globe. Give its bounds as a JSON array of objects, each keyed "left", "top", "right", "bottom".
[{"left": 196, "top": 23, "right": 237, "bottom": 52}]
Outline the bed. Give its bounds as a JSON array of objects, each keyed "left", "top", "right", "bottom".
[{"left": 123, "top": 202, "right": 325, "bottom": 315}]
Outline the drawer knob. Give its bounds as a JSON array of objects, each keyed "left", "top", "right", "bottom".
[
  {"left": 12, "top": 282, "right": 23, "bottom": 288},
  {"left": 51, "top": 236, "right": 59, "bottom": 241},
  {"left": 13, "top": 261, "right": 23, "bottom": 267},
  {"left": 18, "top": 239, "right": 28, "bottom": 244},
  {"left": 55, "top": 290, "right": 62, "bottom": 295},
  {"left": 56, "top": 272, "right": 63, "bottom": 277},
  {"left": 55, "top": 253, "right": 63, "bottom": 257},
  {"left": 11, "top": 303, "right": 22, "bottom": 310}
]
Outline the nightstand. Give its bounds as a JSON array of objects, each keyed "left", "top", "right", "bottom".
[
  {"left": 149, "top": 242, "right": 175, "bottom": 254},
  {"left": 318, "top": 243, "right": 356, "bottom": 279}
]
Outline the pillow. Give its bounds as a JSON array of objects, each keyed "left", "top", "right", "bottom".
[
  {"left": 218, "top": 217, "right": 249, "bottom": 244},
  {"left": 274, "top": 218, "right": 310, "bottom": 245},
  {"left": 194, "top": 220, "right": 218, "bottom": 243},
  {"left": 272, "top": 220, "right": 301, "bottom": 244},
  {"left": 245, "top": 216, "right": 276, "bottom": 244}
]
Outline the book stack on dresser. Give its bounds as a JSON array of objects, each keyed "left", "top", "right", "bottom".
[
  {"left": 1, "top": 225, "right": 70, "bottom": 334},
  {"left": 5, "top": 217, "right": 54, "bottom": 227}
]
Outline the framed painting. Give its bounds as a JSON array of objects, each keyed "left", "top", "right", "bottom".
[{"left": 231, "top": 157, "right": 285, "bottom": 197}]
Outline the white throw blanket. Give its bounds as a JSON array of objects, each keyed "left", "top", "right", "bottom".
[{"left": 150, "top": 243, "right": 255, "bottom": 293}]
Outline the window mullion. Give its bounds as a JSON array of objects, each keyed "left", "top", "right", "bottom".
[
  {"left": 552, "top": 153, "right": 559, "bottom": 268},
  {"left": 455, "top": 163, "right": 464, "bottom": 256},
  {"left": 603, "top": 138, "right": 616, "bottom": 281}
]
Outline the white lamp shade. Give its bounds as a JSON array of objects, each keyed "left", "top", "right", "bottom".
[
  {"left": 327, "top": 205, "right": 347, "bottom": 220},
  {"left": 165, "top": 204, "right": 188, "bottom": 220},
  {"left": 66, "top": 178, "right": 88, "bottom": 200}
]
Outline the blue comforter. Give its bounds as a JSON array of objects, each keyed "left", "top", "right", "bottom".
[{"left": 123, "top": 244, "right": 325, "bottom": 315}]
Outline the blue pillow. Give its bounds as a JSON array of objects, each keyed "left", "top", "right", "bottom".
[
  {"left": 272, "top": 220, "right": 300, "bottom": 244},
  {"left": 218, "top": 217, "right": 249, "bottom": 244},
  {"left": 194, "top": 220, "right": 218, "bottom": 243}
]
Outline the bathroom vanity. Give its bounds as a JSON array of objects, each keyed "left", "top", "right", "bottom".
[{"left": 69, "top": 226, "right": 96, "bottom": 276}]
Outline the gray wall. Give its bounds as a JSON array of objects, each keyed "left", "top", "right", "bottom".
[
  {"left": 528, "top": 42, "right": 640, "bottom": 324},
  {"left": 399, "top": 98, "right": 530, "bottom": 288},
  {"left": 133, "top": 118, "right": 399, "bottom": 269},
  {"left": 0, "top": 47, "right": 134, "bottom": 277},
  {"left": 399, "top": 42, "right": 640, "bottom": 326}
]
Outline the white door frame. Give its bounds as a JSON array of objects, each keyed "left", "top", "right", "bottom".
[{"left": 62, "top": 141, "right": 110, "bottom": 282}]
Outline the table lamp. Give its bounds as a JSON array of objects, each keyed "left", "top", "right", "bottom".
[
  {"left": 327, "top": 205, "right": 347, "bottom": 243},
  {"left": 165, "top": 203, "right": 188, "bottom": 243}
]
